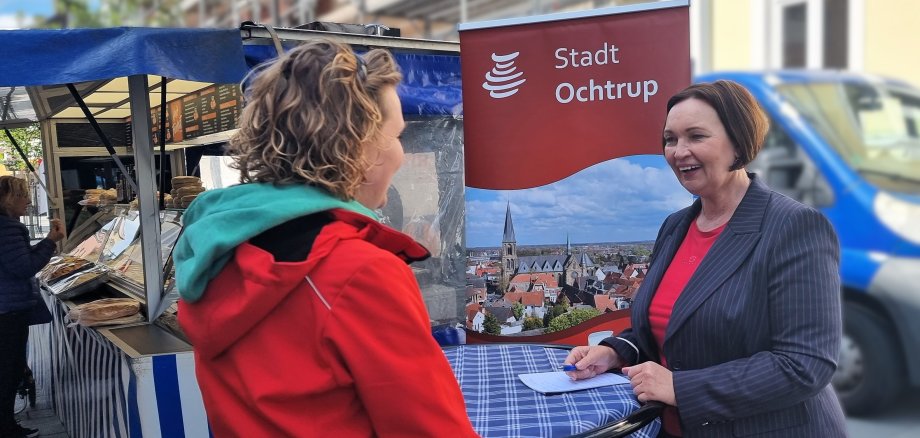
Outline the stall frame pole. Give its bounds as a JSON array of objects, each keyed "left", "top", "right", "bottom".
[{"left": 128, "top": 74, "right": 164, "bottom": 322}]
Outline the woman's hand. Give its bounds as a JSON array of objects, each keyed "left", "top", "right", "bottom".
[
  {"left": 563, "top": 345, "right": 622, "bottom": 380},
  {"left": 623, "top": 362, "right": 676, "bottom": 405},
  {"left": 47, "top": 219, "right": 66, "bottom": 242}
]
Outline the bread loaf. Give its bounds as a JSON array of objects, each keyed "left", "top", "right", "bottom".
[
  {"left": 67, "top": 298, "right": 141, "bottom": 326},
  {"left": 176, "top": 185, "right": 205, "bottom": 197}
]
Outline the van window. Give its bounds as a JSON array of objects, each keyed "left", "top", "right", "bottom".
[
  {"left": 750, "top": 119, "right": 832, "bottom": 206},
  {"left": 776, "top": 81, "right": 920, "bottom": 194}
]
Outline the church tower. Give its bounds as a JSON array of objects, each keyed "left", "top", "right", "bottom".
[
  {"left": 500, "top": 202, "right": 517, "bottom": 292},
  {"left": 562, "top": 233, "right": 572, "bottom": 286}
]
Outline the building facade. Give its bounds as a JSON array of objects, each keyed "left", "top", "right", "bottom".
[
  {"left": 55, "top": 0, "right": 917, "bottom": 89},
  {"left": 695, "top": 0, "right": 920, "bottom": 87},
  {"left": 498, "top": 203, "right": 595, "bottom": 292}
]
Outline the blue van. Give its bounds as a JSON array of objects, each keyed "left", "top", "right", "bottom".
[{"left": 696, "top": 71, "right": 920, "bottom": 415}]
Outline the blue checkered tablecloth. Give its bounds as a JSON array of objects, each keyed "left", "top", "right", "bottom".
[{"left": 444, "top": 344, "right": 660, "bottom": 438}]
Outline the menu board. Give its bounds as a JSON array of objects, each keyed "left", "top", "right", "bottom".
[
  {"left": 217, "top": 84, "right": 242, "bottom": 132},
  {"left": 168, "top": 99, "right": 184, "bottom": 142},
  {"left": 182, "top": 93, "right": 200, "bottom": 139},
  {"left": 125, "top": 83, "right": 243, "bottom": 147},
  {"left": 149, "top": 106, "right": 161, "bottom": 145},
  {"left": 199, "top": 85, "right": 220, "bottom": 136}
]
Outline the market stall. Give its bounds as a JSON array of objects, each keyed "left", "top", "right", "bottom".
[{"left": 2, "top": 25, "right": 466, "bottom": 437}]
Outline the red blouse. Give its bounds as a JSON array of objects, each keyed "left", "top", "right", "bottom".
[{"left": 648, "top": 219, "right": 726, "bottom": 436}]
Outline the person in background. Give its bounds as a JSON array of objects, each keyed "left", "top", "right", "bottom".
[
  {"left": 174, "top": 41, "right": 477, "bottom": 437},
  {"left": 564, "top": 80, "right": 847, "bottom": 437},
  {"left": 0, "top": 175, "right": 65, "bottom": 438}
]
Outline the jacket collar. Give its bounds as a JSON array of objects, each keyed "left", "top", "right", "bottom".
[
  {"left": 635, "top": 173, "right": 772, "bottom": 353},
  {"left": 327, "top": 209, "right": 431, "bottom": 264}
]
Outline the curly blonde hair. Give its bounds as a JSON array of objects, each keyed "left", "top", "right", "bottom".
[
  {"left": 229, "top": 40, "right": 402, "bottom": 200},
  {"left": 0, "top": 176, "right": 29, "bottom": 217}
]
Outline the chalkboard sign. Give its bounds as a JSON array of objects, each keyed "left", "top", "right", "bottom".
[
  {"left": 198, "top": 86, "right": 219, "bottom": 136},
  {"left": 217, "top": 84, "right": 241, "bottom": 132}
]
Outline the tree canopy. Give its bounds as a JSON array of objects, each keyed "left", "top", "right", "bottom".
[
  {"left": 512, "top": 302, "right": 524, "bottom": 320},
  {"left": 522, "top": 316, "right": 543, "bottom": 331},
  {"left": 546, "top": 307, "right": 602, "bottom": 333},
  {"left": 483, "top": 313, "right": 501, "bottom": 335},
  {"left": 0, "top": 125, "right": 42, "bottom": 171}
]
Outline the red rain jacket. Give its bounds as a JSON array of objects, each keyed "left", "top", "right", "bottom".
[{"left": 179, "top": 209, "right": 477, "bottom": 437}]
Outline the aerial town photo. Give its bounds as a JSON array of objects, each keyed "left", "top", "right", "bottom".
[{"left": 463, "top": 156, "right": 688, "bottom": 336}]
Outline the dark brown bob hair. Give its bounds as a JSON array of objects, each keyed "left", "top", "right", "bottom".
[{"left": 665, "top": 80, "right": 769, "bottom": 170}]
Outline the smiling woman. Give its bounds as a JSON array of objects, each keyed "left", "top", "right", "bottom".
[{"left": 565, "top": 80, "right": 849, "bottom": 437}]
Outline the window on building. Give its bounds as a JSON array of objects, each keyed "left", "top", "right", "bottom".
[
  {"left": 823, "top": 0, "right": 849, "bottom": 68},
  {"left": 782, "top": 3, "right": 808, "bottom": 68}
]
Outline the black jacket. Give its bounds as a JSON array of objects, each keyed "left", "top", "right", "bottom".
[{"left": 0, "top": 214, "right": 55, "bottom": 313}]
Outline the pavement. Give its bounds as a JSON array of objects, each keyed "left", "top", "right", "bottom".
[
  {"left": 15, "top": 393, "right": 67, "bottom": 438},
  {"left": 847, "top": 392, "right": 920, "bottom": 438}
]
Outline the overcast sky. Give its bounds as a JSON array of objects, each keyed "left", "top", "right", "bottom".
[{"left": 465, "top": 155, "right": 693, "bottom": 248}]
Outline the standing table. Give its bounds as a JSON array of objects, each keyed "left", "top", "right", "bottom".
[{"left": 444, "top": 344, "right": 661, "bottom": 437}]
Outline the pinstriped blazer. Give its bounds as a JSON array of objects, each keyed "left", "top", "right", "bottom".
[{"left": 604, "top": 174, "right": 847, "bottom": 437}]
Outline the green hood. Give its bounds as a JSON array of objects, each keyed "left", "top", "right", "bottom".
[{"left": 174, "top": 183, "right": 377, "bottom": 303}]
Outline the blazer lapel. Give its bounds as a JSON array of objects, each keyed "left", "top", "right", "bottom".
[
  {"left": 632, "top": 203, "right": 698, "bottom": 359},
  {"left": 664, "top": 176, "right": 772, "bottom": 345}
]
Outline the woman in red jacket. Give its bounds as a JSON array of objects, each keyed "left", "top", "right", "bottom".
[{"left": 174, "top": 41, "right": 477, "bottom": 437}]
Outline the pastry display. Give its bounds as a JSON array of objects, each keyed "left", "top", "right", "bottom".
[
  {"left": 39, "top": 256, "right": 94, "bottom": 285},
  {"left": 80, "top": 188, "right": 117, "bottom": 206},
  {"left": 48, "top": 268, "right": 108, "bottom": 300},
  {"left": 170, "top": 175, "right": 205, "bottom": 208},
  {"left": 36, "top": 207, "right": 183, "bottom": 318},
  {"left": 171, "top": 176, "right": 200, "bottom": 186},
  {"left": 176, "top": 185, "right": 204, "bottom": 198}
]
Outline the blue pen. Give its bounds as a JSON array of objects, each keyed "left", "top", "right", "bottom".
[{"left": 559, "top": 364, "right": 577, "bottom": 372}]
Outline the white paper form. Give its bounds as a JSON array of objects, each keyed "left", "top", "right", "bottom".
[{"left": 518, "top": 371, "right": 630, "bottom": 394}]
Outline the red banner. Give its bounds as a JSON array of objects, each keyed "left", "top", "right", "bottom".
[{"left": 460, "top": 3, "right": 690, "bottom": 189}]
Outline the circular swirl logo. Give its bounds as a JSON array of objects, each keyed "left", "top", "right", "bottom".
[{"left": 482, "top": 52, "right": 526, "bottom": 99}]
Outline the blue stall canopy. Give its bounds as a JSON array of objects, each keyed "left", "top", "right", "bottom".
[
  {"left": 244, "top": 44, "right": 463, "bottom": 116},
  {"left": 0, "top": 26, "right": 462, "bottom": 126},
  {"left": 0, "top": 27, "right": 249, "bottom": 87}
]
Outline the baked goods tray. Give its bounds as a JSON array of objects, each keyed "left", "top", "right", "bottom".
[
  {"left": 39, "top": 257, "right": 96, "bottom": 285},
  {"left": 48, "top": 266, "right": 111, "bottom": 300}
]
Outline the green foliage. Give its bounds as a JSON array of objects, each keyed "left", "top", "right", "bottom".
[
  {"left": 545, "top": 307, "right": 602, "bottom": 333},
  {"left": 551, "top": 304, "right": 566, "bottom": 318},
  {"left": 633, "top": 246, "right": 652, "bottom": 257},
  {"left": 483, "top": 313, "right": 501, "bottom": 335},
  {"left": 37, "top": 0, "right": 183, "bottom": 28},
  {"left": 559, "top": 295, "right": 570, "bottom": 312},
  {"left": 522, "top": 316, "right": 543, "bottom": 331},
  {"left": 0, "top": 125, "right": 42, "bottom": 171},
  {"left": 570, "top": 307, "right": 602, "bottom": 323},
  {"left": 546, "top": 316, "right": 568, "bottom": 333},
  {"left": 512, "top": 302, "right": 524, "bottom": 320},
  {"left": 37, "top": 0, "right": 103, "bottom": 28}
]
